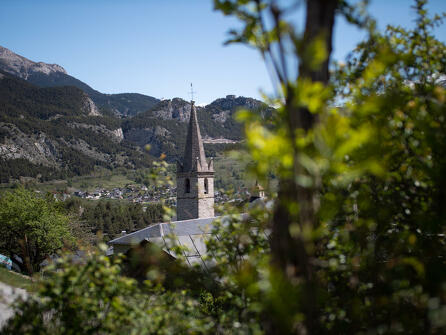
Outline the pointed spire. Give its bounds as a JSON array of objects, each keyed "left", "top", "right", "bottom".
[{"left": 182, "top": 101, "right": 208, "bottom": 172}]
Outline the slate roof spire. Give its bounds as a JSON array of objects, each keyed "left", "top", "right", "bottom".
[{"left": 181, "top": 100, "right": 209, "bottom": 172}]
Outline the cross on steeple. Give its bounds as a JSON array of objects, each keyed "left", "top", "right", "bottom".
[{"left": 189, "top": 83, "right": 196, "bottom": 102}]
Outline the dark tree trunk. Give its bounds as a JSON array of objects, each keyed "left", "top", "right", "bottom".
[
  {"left": 19, "top": 234, "right": 34, "bottom": 275},
  {"left": 270, "top": 0, "right": 339, "bottom": 334}
]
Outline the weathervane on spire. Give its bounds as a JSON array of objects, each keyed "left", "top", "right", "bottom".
[{"left": 189, "top": 83, "right": 196, "bottom": 102}]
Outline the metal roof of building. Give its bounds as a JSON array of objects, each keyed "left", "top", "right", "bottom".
[
  {"left": 108, "top": 216, "right": 218, "bottom": 246},
  {"left": 108, "top": 215, "right": 247, "bottom": 270}
]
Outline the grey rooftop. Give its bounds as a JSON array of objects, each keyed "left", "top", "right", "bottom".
[
  {"left": 108, "top": 216, "right": 221, "bottom": 270},
  {"left": 108, "top": 214, "right": 248, "bottom": 270},
  {"left": 108, "top": 216, "right": 218, "bottom": 246}
]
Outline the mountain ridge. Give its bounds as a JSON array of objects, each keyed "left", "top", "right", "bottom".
[
  {"left": 0, "top": 46, "right": 273, "bottom": 182},
  {"left": 122, "top": 95, "right": 272, "bottom": 158},
  {"left": 0, "top": 45, "right": 159, "bottom": 117},
  {"left": 0, "top": 71, "right": 149, "bottom": 182},
  {"left": 0, "top": 45, "right": 67, "bottom": 78}
]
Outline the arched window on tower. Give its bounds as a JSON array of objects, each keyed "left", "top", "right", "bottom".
[
  {"left": 204, "top": 178, "right": 208, "bottom": 194},
  {"left": 185, "top": 178, "right": 190, "bottom": 193}
]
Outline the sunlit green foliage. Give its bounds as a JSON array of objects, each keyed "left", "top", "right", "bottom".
[
  {"left": 64, "top": 198, "right": 164, "bottom": 242},
  {"left": 0, "top": 267, "right": 37, "bottom": 292},
  {"left": 211, "top": 0, "right": 446, "bottom": 333},
  {"left": 0, "top": 187, "right": 73, "bottom": 275},
  {"left": 1, "top": 247, "right": 214, "bottom": 335}
]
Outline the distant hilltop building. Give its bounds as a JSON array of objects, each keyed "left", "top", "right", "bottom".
[
  {"left": 226, "top": 94, "right": 236, "bottom": 99},
  {"left": 176, "top": 100, "right": 214, "bottom": 220}
]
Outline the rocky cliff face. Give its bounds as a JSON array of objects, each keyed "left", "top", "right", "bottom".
[
  {"left": 122, "top": 95, "right": 272, "bottom": 161},
  {"left": 146, "top": 95, "right": 266, "bottom": 123},
  {"left": 0, "top": 46, "right": 273, "bottom": 181},
  {"left": 124, "top": 126, "right": 173, "bottom": 157},
  {"left": 0, "top": 123, "right": 59, "bottom": 166},
  {"left": 0, "top": 46, "right": 67, "bottom": 79},
  {"left": 83, "top": 95, "right": 100, "bottom": 116},
  {"left": 67, "top": 123, "right": 124, "bottom": 143},
  {"left": 112, "top": 128, "right": 124, "bottom": 142},
  {"left": 0, "top": 122, "right": 115, "bottom": 168},
  {"left": 151, "top": 98, "right": 194, "bottom": 122},
  {"left": 209, "top": 95, "right": 264, "bottom": 110},
  {"left": 0, "top": 73, "right": 149, "bottom": 181}
]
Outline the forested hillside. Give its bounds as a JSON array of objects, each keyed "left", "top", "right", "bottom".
[
  {"left": 123, "top": 96, "right": 272, "bottom": 159},
  {"left": 0, "top": 45, "right": 160, "bottom": 117},
  {"left": 0, "top": 46, "right": 274, "bottom": 182},
  {"left": 0, "top": 72, "right": 149, "bottom": 182},
  {"left": 26, "top": 70, "right": 160, "bottom": 117},
  {"left": 64, "top": 198, "right": 164, "bottom": 242}
]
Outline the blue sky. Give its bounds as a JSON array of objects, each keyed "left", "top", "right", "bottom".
[{"left": 0, "top": 0, "right": 445, "bottom": 104}]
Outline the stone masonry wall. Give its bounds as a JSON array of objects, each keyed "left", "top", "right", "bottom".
[{"left": 177, "top": 175, "right": 214, "bottom": 220}]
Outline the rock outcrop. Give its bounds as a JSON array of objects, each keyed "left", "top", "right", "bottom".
[
  {"left": 0, "top": 45, "right": 67, "bottom": 80},
  {"left": 0, "top": 73, "right": 149, "bottom": 180},
  {"left": 67, "top": 123, "right": 124, "bottom": 143},
  {"left": 0, "top": 123, "right": 59, "bottom": 167},
  {"left": 112, "top": 128, "right": 124, "bottom": 142},
  {"left": 151, "top": 98, "right": 194, "bottom": 122},
  {"left": 83, "top": 96, "right": 100, "bottom": 116},
  {"left": 0, "top": 281, "right": 28, "bottom": 328}
]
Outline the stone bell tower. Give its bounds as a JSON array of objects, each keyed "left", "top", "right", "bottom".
[{"left": 176, "top": 100, "right": 214, "bottom": 220}]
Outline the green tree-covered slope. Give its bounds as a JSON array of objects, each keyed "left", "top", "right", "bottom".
[
  {"left": 123, "top": 96, "right": 272, "bottom": 159},
  {"left": 0, "top": 45, "right": 159, "bottom": 117},
  {"left": 0, "top": 72, "right": 150, "bottom": 182}
]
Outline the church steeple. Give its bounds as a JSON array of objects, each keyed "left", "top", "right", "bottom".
[
  {"left": 180, "top": 101, "right": 210, "bottom": 172},
  {"left": 176, "top": 97, "right": 215, "bottom": 221}
]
